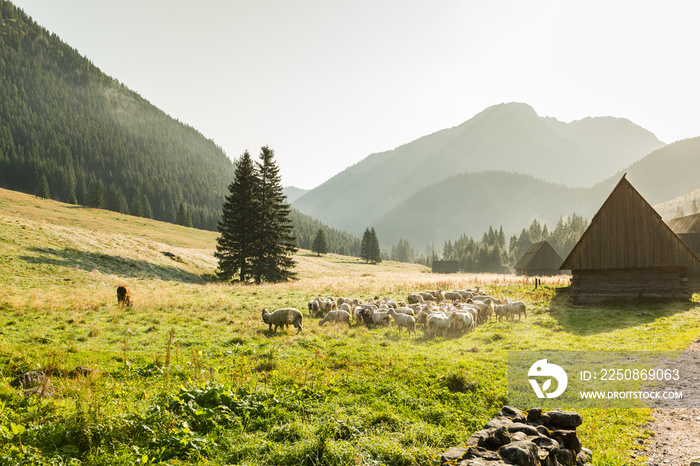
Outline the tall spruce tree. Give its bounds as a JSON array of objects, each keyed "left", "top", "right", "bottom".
[
  {"left": 215, "top": 151, "right": 259, "bottom": 282},
  {"left": 312, "top": 228, "right": 328, "bottom": 256},
  {"left": 252, "top": 146, "right": 297, "bottom": 283},
  {"left": 360, "top": 228, "right": 372, "bottom": 263},
  {"left": 369, "top": 227, "right": 382, "bottom": 263}
]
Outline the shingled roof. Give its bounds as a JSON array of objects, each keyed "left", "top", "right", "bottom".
[
  {"left": 514, "top": 240, "right": 563, "bottom": 272},
  {"left": 561, "top": 175, "right": 700, "bottom": 270}
]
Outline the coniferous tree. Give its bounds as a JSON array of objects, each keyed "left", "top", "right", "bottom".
[
  {"left": 131, "top": 188, "right": 144, "bottom": 217},
  {"left": 369, "top": 227, "right": 382, "bottom": 263},
  {"left": 215, "top": 151, "right": 258, "bottom": 282},
  {"left": 142, "top": 194, "right": 153, "bottom": 219},
  {"left": 87, "top": 181, "right": 105, "bottom": 209},
  {"left": 360, "top": 228, "right": 372, "bottom": 263},
  {"left": 176, "top": 203, "right": 193, "bottom": 228},
  {"left": 36, "top": 173, "right": 50, "bottom": 199},
  {"left": 252, "top": 146, "right": 297, "bottom": 283},
  {"left": 312, "top": 228, "right": 328, "bottom": 256}
]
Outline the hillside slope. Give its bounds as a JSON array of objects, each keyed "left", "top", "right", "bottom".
[
  {"left": 0, "top": 1, "right": 233, "bottom": 230},
  {"left": 292, "top": 102, "right": 664, "bottom": 236},
  {"left": 375, "top": 137, "right": 700, "bottom": 247}
]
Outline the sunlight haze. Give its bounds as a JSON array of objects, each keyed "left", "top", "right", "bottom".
[{"left": 12, "top": 0, "right": 700, "bottom": 189}]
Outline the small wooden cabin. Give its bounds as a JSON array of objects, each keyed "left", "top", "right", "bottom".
[
  {"left": 560, "top": 175, "right": 700, "bottom": 303},
  {"left": 514, "top": 240, "right": 563, "bottom": 276},
  {"left": 668, "top": 213, "right": 700, "bottom": 290},
  {"left": 432, "top": 260, "right": 458, "bottom": 274},
  {"left": 668, "top": 213, "right": 700, "bottom": 257}
]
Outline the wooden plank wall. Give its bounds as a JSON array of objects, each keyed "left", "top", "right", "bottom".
[{"left": 570, "top": 268, "right": 691, "bottom": 304}]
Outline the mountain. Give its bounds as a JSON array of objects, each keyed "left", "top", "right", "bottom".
[
  {"left": 607, "top": 137, "right": 700, "bottom": 206},
  {"left": 283, "top": 186, "right": 308, "bottom": 204},
  {"left": 0, "top": 1, "right": 234, "bottom": 230},
  {"left": 376, "top": 137, "right": 700, "bottom": 247},
  {"left": 292, "top": 102, "right": 665, "bottom": 237},
  {"left": 374, "top": 171, "right": 601, "bottom": 247}
]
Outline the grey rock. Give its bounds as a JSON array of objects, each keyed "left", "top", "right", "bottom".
[
  {"left": 9, "top": 371, "right": 47, "bottom": 389},
  {"left": 484, "top": 417, "right": 512, "bottom": 429},
  {"left": 551, "top": 430, "right": 582, "bottom": 454},
  {"left": 499, "top": 406, "right": 527, "bottom": 423},
  {"left": 557, "top": 447, "right": 576, "bottom": 466},
  {"left": 440, "top": 446, "right": 467, "bottom": 465},
  {"left": 508, "top": 422, "right": 541, "bottom": 437},
  {"left": 527, "top": 407, "right": 543, "bottom": 423},
  {"left": 498, "top": 440, "right": 539, "bottom": 466},
  {"left": 547, "top": 409, "right": 583, "bottom": 429}
]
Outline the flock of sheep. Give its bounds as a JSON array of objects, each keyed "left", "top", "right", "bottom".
[{"left": 260, "top": 287, "right": 527, "bottom": 338}]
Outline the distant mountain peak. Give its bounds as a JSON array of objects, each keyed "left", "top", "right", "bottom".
[{"left": 481, "top": 102, "right": 538, "bottom": 117}]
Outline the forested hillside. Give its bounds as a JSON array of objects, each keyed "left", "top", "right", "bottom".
[{"left": 0, "top": 1, "right": 233, "bottom": 230}]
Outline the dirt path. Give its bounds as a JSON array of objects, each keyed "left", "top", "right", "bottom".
[{"left": 633, "top": 340, "right": 700, "bottom": 466}]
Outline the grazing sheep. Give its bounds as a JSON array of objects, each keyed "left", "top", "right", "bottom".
[
  {"left": 456, "top": 290, "right": 474, "bottom": 300},
  {"left": 356, "top": 307, "right": 374, "bottom": 327},
  {"left": 319, "top": 310, "right": 351, "bottom": 326},
  {"left": 419, "top": 291, "right": 437, "bottom": 302},
  {"left": 117, "top": 285, "right": 132, "bottom": 307},
  {"left": 472, "top": 295, "right": 502, "bottom": 304},
  {"left": 387, "top": 308, "right": 416, "bottom": 336},
  {"left": 415, "top": 310, "right": 430, "bottom": 328},
  {"left": 261, "top": 308, "right": 304, "bottom": 334},
  {"left": 308, "top": 299, "right": 320, "bottom": 316},
  {"left": 483, "top": 298, "right": 495, "bottom": 322},
  {"left": 407, "top": 293, "right": 424, "bottom": 304},
  {"left": 449, "top": 312, "right": 475, "bottom": 336},
  {"left": 394, "top": 306, "right": 415, "bottom": 317},
  {"left": 427, "top": 312, "right": 456, "bottom": 339},
  {"left": 503, "top": 299, "right": 527, "bottom": 320},
  {"left": 494, "top": 305, "right": 508, "bottom": 322},
  {"left": 339, "top": 302, "right": 352, "bottom": 313},
  {"left": 443, "top": 291, "right": 463, "bottom": 302},
  {"left": 316, "top": 297, "right": 337, "bottom": 313},
  {"left": 371, "top": 310, "right": 391, "bottom": 327}
]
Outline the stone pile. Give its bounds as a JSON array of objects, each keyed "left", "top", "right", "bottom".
[{"left": 440, "top": 406, "right": 592, "bottom": 466}]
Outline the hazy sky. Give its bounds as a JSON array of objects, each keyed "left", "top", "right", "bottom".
[{"left": 11, "top": 0, "right": 700, "bottom": 189}]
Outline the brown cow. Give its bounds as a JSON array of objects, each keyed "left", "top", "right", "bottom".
[{"left": 117, "top": 285, "right": 132, "bottom": 307}]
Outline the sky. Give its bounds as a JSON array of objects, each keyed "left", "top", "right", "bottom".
[{"left": 11, "top": 0, "right": 700, "bottom": 190}]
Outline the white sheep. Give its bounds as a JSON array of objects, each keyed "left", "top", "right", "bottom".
[
  {"left": 339, "top": 302, "right": 352, "bottom": 313},
  {"left": 427, "top": 312, "right": 456, "bottom": 339},
  {"left": 449, "top": 312, "right": 475, "bottom": 336},
  {"left": 387, "top": 308, "right": 416, "bottom": 336},
  {"left": 456, "top": 290, "right": 474, "bottom": 300},
  {"left": 503, "top": 299, "right": 527, "bottom": 320},
  {"left": 319, "top": 310, "right": 351, "bottom": 326},
  {"left": 494, "top": 304, "right": 508, "bottom": 322},
  {"left": 443, "top": 291, "right": 463, "bottom": 302},
  {"left": 371, "top": 310, "right": 391, "bottom": 327},
  {"left": 261, "top": 308, "right": 304, "bottom": 334},
  {"left": 394, "top": 306, "right": 415, "bottom": 317}
]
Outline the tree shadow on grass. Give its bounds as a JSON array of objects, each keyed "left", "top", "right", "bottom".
[
  {"left": 544, "top": 294, "right": 698, "bottom": 336},
  {"left": 20, "top": 247, "right": 209, "bottom": 284}
]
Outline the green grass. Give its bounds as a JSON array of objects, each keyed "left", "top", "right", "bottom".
[{"left": 0, "top": 188, "right": 699, "bottom": 465}]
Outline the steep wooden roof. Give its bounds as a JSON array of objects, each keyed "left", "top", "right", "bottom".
[
  {"left": 561, "top": 175, "right": 700, "bottom": 270},
  {"left": 514, "top": 240, "right": 563, "bottom": 271},
  {"left": 668, "top": 213, "right": 700, "bottom": 234}
]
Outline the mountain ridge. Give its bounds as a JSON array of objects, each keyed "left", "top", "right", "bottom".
[{"left": 292, "top": 102, "right": 666, "bottom": 238}]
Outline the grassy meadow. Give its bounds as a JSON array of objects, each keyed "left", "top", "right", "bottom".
[{"left": 1, "top": 187, "right": 699, "bottom": 465}]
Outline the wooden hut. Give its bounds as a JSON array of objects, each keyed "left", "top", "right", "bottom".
[
  {"left": 668, "top": 213, "right": 700, "bottom": 290},
  {"left": 668, "top": 213, "right": 700, "bottom": 257},
  {"left": 515, "top": 240, "right": 564, "bottom": 276},
  {"left": 432, "top": 260, "right": 458, "bottom": 274},
  {"left": 560, "top": 175, "right": 700, "bottom": 303}
]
